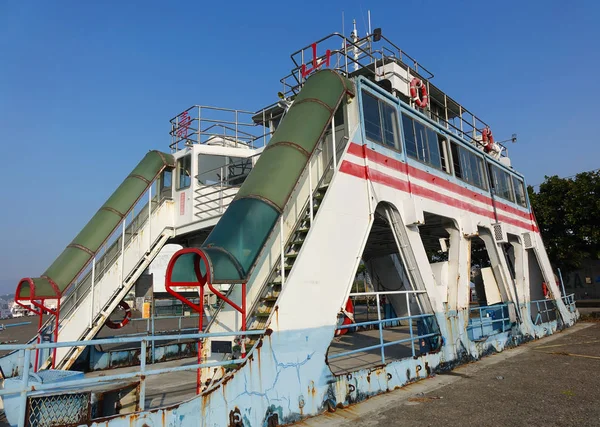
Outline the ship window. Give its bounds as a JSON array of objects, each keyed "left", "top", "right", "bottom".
[
  {"left": 512, "top": 176, "right": 527, "bottom": 207},
  {"left": 197, "top": 155, "right": 253, "bottom": 186},
  {"left": 450, "top": 142, "right": 487, "bottom": 190},
  {"left": 402, "top": 114, "right": 450, "bottom": 173},
  {"left": 176, "top": 155, "right": 191, "bottom": 190},
  {"left": 489, "top": 164, "right": 515, "bottom": 202},
  {"left": 362, "top": 90, "right": 399, "bottom": 150}
]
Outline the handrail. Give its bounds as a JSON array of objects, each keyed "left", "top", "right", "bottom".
[
  {"left": 0, "top": 329, "right": 266, "bottom": 422},
  {"left": 60, "top": 187, "right": 170, "bottom": 321},
  {"left": 169, "top": 105, "right": 275, "bottom": 151},
  {"left": 281, "top": 32, "right": 507, "bottom": 158}
]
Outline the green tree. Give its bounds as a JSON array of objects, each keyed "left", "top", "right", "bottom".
[{"left": 528, "top": 170, "right": 600, "bottom": 272}]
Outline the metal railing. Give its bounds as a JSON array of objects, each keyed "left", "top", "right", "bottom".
[
  {"left": 169, "top": 105, "right": 274, "bottom": 151},
  {"left": 329, "top": 290, "right": 441, "bottom": 365},
  {"left": 0, "top": 329, "right": 266, "bottom": 426},
  {"left": 279, "top": 32, "right": 508, "bottom": 158},
  {"left": 60, "top": 179, "right": 170, "bottom": 323},
  {"left": 561, "top": 293, "right": 577, "bottom": 313},
  {"left": 193, "top": 153, "right": 260, "bottom": 220},
  {"left": 467, "top": 303, "right": 513, "bottom": 341},
  {"left": 529, "top": 298, "right": 558, "bottom": 325}
]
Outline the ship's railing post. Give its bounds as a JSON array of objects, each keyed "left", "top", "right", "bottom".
[
  {"left": 280, "top": 216, "right": 285, "bottom": 286},
  {"left": 407, "top": 292, "right": 415, "bottom": 358},
  {"left": 17, "top": 348, "right": 31, "bottom": 427},
  {"left": 148, "top": 185, "right": 152, "bottom": 249},
  {"left": 309, "top": 158, "right": 314, "bottom": 223},
  {"left": 89, "top": 257, "right": 96, "bottom": 329},
  {"left": 120, "top": 220, "right": 126, "bottom": 285},
  {"left": 375, "top": 295, "right": 385, "bottom": 364},
  {"left": 151, "top": 312, "right": 155, "bottom": 364},
  {"left": 331, "top": 116, "right": 337, "bottom": 169},
  {"left": 140, "top": 339, "right": 147, "bottom": 411}
]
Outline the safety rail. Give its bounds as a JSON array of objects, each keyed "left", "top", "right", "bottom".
[
  {"left": 330, "top": 290, "right": 440, "bottom": 365},
  {"left": 561, "top": 293, "right": 577, "bottom": 313},
  {"left": 17, "top": 173, "right": 173, "bottom": 373},
  {"left": 280, "top": 32, "right": 509, "bottom": 158},
  {"left": 169, "top": 105, "right": 274, "bottom": 151},
  {"left": 193, "top": 153, "right": 260, "bottom": 220},
  {"left": 60, "top": 180, "right": 170, "bottom": 322},
  {"left": 0, "top": 329, "right": 265, "bottom": 426},
  {"left": 200, "top": 112, "right": 350, "bottom": 342},
  {"left": 529, "top": 298, "right": 558, "bottom": 325},
  {"left": 467, "top": 303, "right": 513, "bottom": 341}
]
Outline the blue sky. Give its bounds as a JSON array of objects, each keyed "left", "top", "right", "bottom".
[{"left": 1, "top": 0, "right": 599, "bottom": 292}]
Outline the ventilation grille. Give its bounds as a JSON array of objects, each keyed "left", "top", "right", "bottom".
[
  {"left": 27, "top": 392, "right": 90, "bottom": 427},
  {"left": 492, "top": 223, "right": 507, "bottom": 243},
  {"left": 522, "top": 232, "right": 534, "bottom": 249}
]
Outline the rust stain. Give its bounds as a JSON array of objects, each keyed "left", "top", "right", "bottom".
[{"left": 228, "top": 407, "right": 243, "bottom": 427}]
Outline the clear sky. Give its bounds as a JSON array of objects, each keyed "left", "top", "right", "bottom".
[{"left": 1, "top": 0, "right": 599, "bottom": 292}]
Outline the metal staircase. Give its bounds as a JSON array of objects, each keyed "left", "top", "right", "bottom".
[
  {"left": 246, "top": 185, "right": 329, "bottom": 345},
  {"left": 199, "top": 134, "right": 349, "bottom": 368},
  {"left": 53, "top": 198, "right": 175, "bottom": 369}
]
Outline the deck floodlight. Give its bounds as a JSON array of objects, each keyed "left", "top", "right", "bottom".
[{"left": 373, "top": 28, "right": 382, "bottom": 42}]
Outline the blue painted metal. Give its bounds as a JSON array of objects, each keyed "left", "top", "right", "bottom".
[
  {"left": 331, "top": 313, "right": 440, "bottom": 362},
  {"left": 0, "top": 322, "right": 31, "bottom": 331},
  {"left": 467, "top": 303, "right": 513, "bottom": 341}
]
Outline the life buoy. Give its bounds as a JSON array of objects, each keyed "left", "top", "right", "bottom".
[
  {"left": 409, "top": 78, "right": 428, "bottom": 108},
  {"left": 335, "top": 298, "right": 355, "bottom": 337},
  {"left": 105, "top": 301, "right": 132, "bottom": 329},
  {"left": 482, "top": 127, "right": 494, "bottom": 153},
  {"left": 542, "top": 282, "right": 549, "bottom": 299}
]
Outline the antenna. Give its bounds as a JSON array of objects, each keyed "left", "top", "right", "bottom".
[
  {"left": 368, "top": 10, "right": 372, "bottom": 36},
  {"left": 352, "top": 19, "right": 359, "bottom": 71}
]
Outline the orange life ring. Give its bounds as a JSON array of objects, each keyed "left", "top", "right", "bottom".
[
  {"left": 335, "top": 298, "right": 355, "bottom": 336},
  {"left": 105, "top": 301, "right": 132, "bottom": 329},
  {"left": 409, "top": 78, "right": 428, "bottom": 108},
  {"left": 482, "top": 127, "right": 494, "bottom": 153}
]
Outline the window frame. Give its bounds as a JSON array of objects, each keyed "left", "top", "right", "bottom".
[
  {"left": 449, "top": 140, "right": 488, "bottom": 191},
  {"left": 176, "top": 155, "right": 192, "bottom": 190},
  {"left": 488, "top": 162, "right": 516, "bottom": 203},
  {"left": 511, "top": 175, "right": 528, "bottom": 208},
  {"left": 401, "top": 113, "right": 451, "bottom": 174},
  {"left": 360, "top": 89, "right": 401, "bottom": 152}
]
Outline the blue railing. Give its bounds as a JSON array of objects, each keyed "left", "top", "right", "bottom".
[
  {"left": 561, "top": 293, "right": 577, "bottom": 313},
  {"left": 330, "top": 290, "right": 441, "bottom": 365},
  {"left": 0, "top": 329, "right": 265, "bottom": 426},
  {"left": 467, "top": 303, "right": 513, "bottom": 341},
  {"left": 528, "top": 298, "right": 557, "bottom": 325}
]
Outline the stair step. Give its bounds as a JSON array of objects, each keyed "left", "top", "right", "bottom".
[
  {"left": 291, "top": 239, "right": 305, "bottom": 246},
  {"left": 261, "top": 296, "right": 278, "bottom": 303},
  {"left": 285, "top": 252, "right": 298, "bottom": 259},
  {"left": 255, "top": 312, "right": 271, "bottom": 319},
  {"left": 297, "top": 227, "right": 310, "bottom": 233}
]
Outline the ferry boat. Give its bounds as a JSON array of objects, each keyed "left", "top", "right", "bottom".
[{"left": 0, "top": 21, "right": 578, "bottom": 427}]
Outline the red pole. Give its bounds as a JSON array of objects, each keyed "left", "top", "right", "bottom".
[{"left": 196, "top": 283, "right": 204, "bottom": 395}]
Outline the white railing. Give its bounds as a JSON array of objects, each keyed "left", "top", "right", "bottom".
[
  {"left": 54, "top": 201, "right": 175, "bottom": 367},
  {"left": 169, "top": 105, "right": 275, "bottom": 152}
]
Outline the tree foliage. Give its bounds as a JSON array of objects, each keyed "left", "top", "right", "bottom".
[{"left": 528, "top": 170, "right": 600, "bottom": 272}]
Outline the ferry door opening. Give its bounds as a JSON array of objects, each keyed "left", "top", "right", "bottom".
[{"left": 175, "top": 154, "right": 193, "bottom": 226}]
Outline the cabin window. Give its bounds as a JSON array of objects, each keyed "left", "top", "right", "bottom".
[
  {"left": 176, "top": 155, "right": 191, "bottom": 190},
  {"left": 362, "top": 90, "right": 399, "bottom": 150},
  {"left": 489, "top": 164, "right": 515, "bottom": 202},
  {"left": 197, "top": 155, "right": 252, "bottom": 186},
  {"left": 450, "top": 142, "right": 487, "bottom": 190},
  {"left": 402, "top": 114, "right": 449, "bottom": 173},
  {"left": 512, "top": 176, "right": 527, "bottom": 207}
]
